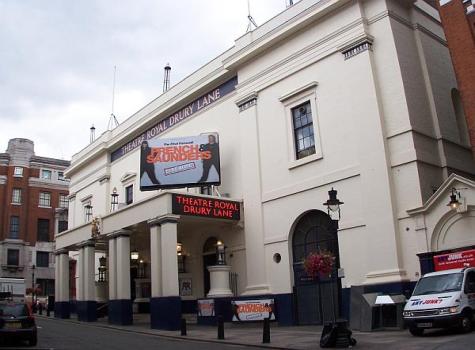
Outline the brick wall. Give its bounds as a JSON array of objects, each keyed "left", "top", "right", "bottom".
[{"left": 438, "top": 0, "right": 475, "bottom": 159}]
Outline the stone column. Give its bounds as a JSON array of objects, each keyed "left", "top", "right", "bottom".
[
  {"left": 148, "top": 215, "right": 181, "bottom": 330},
  {"left": 207, "top": 265, "right": 233, "bottom": 297},
  {"left": 54, "top": 249, "right": 70, "bottom": 319},
  {"left": 77, "top": 241, "right": 97, "bottom": 322},
  {"left": 107, "top": 230, "right": 132, "bottom": 325},
  {"left": 235, "top": 93, "right": 270, "bottom": 295},
  {"left": 108, "top": 237, "right": 117, "bottom": 301}
]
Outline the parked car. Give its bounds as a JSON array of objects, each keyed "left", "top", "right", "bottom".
[
  {"left": 403, "top": 267, "right": 475, "bottom": 336},
  {"left": 0, "top": 300, "right": 37, "bottom": 346}
]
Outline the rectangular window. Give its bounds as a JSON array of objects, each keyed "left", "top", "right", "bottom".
[
  {"left": 7, "top": 249, "right": 19, "bottom": 266},
  {"left": 39, "top": 192, "right": 51, "bottom": 207},
  {"left": 292, "top": 101, "right": 316, "bottom": 159},
  {"left": 125, "top": 185, "right": 133, "bottom": 205},
  {"left": 36, "top": 251, "right": 49, "bottom": 267},
  {"left": 59, "top": 194, "right": 68, "bottom": 208},
  {"left": 11, "top": 188, "right": 22, "bottom": 204},
  {"left": 41, "top": 169, "right": 52, "bottom": 180},
  {"left": 13, "top": 167, "right": 23, "bottom": 177},
  {"left": 37, "top": 219, "right": 50, "bottom": 242},
  {"left": 58, "top": 171, "right": 65, "bottom": 181},
  {"left": 84, "top": 202, "right": 93, "bottom": 222},
  {"left": 9, "top": 216, "right": 20, "bottom": 239},
  {"left": 58, "top": 220, "right": 68, "bottom": 233}
]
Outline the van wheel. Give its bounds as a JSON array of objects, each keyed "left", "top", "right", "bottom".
[
  {"left": 409, "top": 327, "right": 424, "bottom": 336},
  {"left": 460, "top": 312, "right": 473, "bottom": 333}
]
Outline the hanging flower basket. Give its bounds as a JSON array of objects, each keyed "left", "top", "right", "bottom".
[{"left": 303, "top": 250, "right": 335, "bottom": 278}]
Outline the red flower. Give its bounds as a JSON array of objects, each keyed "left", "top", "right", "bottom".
[{"left": 303, "top": 250, "right": 335, "bottom": 278}]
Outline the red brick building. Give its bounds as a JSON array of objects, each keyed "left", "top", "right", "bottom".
[
  {"left": 0, "top": 138, "right": 69, "bottom": 297},
  {"left": 436, "top": 0, "right": 475, "bottom": 158}
]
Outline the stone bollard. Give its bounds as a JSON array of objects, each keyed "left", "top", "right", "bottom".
[
  {"left": 181, "top": 318, "right": 187, "bottom": 336},
  {"left": 217, "top": 315, "right": 224, "bottom": 340},
  {"left": 263, "top": 317, "right": 270, "bottom": 343}
]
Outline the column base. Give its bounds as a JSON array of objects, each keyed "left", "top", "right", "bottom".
[
  {"left": 108, "top": 299, "right": 133, "bottom": 325},
  {"left": 77, "top": 300, "right": 97, "bottom": 322},
  {"left": 54, "top": 301, "right": 71, "bottom": 319},
  {"left": 150, "top": 296, "right": 181, "bottom": 330}
]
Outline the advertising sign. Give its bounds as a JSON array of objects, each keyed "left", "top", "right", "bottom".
[
  {"left": 172, "top": 193, "right": 240, "bottom": 220},
  {"left": 140, "top": 134, "right": 220, "bottom": 190},
  {"left": 231, "top": 299, "right": 275, "bottom": 322},
  {"left": 111, "top": 76, "right": 237, "bottom": 162},
  {"left": 197, "top": 299, "right": 215, "bottom": 317},
  {"left": 433, "top": 249, "right": 475, "bottom": 271}
]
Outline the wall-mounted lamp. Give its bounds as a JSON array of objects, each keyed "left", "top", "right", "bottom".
[
  {"left": 216, "top": 240, "right": 226, "bottom": 265},
  {"left": 176, "top": 243, "right": 183, "bottom": 256},
  {"left": 323, "top": 188, "right": 344, "bottom": 220},
  {"left": 447, "top": 187, "right": 468, "bottom": 212},
  {"left": 111, "top": 187, "right": 119, "bottom": 212},
  {"left": 447, "top": 188, "right": 461, "bottom": 210},
  {"left": 130, "top": 251, "right": 139, "bottom": 261}
]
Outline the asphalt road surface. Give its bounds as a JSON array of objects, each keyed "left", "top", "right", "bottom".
[{"left": 0, "top": 317, "right": 253, "bottom": 350}]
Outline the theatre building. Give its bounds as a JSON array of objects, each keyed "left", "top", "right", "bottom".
[{"left": 55, "top": 0, "right": 475, "bottom": 329}]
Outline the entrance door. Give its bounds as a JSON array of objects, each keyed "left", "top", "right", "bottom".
[{"left": 292, "top": 210, "right": 340, "bottom": 325}]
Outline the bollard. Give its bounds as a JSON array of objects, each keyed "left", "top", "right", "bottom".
[
  {"left": 46, "top": 308, "right": 50, "bottom": 317},
  {"left": 263, "top": 317, "right": 270, "bottom": 343},
  {"left": 217, "top": 315, "right": 224, "bottom": 340},
  {"left": 181, "top": 318, "right": 187, "bottom": 336},
  {"left": 39, "top": 303, "right": 43, "bottom": 315}
]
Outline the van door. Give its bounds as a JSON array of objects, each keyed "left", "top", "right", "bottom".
[{"left": 464, "top": 270, "right": 475, "bottom": 309}]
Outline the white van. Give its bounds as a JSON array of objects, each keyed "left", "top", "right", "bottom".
[{"left": 403, "top": 267, "right": 475, "bottom": 336}]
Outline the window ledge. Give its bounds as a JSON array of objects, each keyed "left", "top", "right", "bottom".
[
  {"left": 288, "top": 153, "right": 323, "bottom": 170},
  {"left": 38, "top": 205, "right": 52, "bottom": 209},
  {"left": 11, "top": 202, "right": 22, "bottom": 206}
]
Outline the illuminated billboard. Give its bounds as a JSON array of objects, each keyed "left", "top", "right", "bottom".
[{"left": 140, "top": 133, "right": 220, "bottom": 190}]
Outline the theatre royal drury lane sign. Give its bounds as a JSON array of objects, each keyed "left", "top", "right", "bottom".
[
  {"left": 111, "top": 76, "right": 238, "bottom": 162},
  {"left": 172, "top": 194, "right": 240, "bottom": 221}
]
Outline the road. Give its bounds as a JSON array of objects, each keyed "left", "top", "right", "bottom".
[
  {"left": 2, "top": 316, "right": 475, "bottom": 349},
  {"left": 1, "top": 317, "right": 253, "bottom": 350}
]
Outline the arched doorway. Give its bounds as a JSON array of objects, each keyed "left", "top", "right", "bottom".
[
  {"left": 203, "top": 237, "right": 218, "bottom": 296},
  {"left": 291, "top": 210, "right": 340, "bottom": 325}
]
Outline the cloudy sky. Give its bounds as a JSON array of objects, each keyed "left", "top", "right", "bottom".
[{"left": 0, "top": 0, "right": 291, "bottom": 160}]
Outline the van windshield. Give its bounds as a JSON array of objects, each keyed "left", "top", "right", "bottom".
[{"left": 413, "top": 272, "right": 463, "bottom": 296}]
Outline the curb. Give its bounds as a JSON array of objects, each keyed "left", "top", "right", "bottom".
[{"left": 37, "top": 315, "right": 296, "bottom": 350}]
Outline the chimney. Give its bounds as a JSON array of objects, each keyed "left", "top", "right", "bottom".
[
  {"left": 163, "top": 63, "right": 171, "bottom": 92},
  {"left": 90, "top": 125, "right": 96, "bottom": 143}
]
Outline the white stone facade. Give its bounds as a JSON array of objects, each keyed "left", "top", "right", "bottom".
[{"left": 56, "top": 0, "right": 475, "bottom": 327}]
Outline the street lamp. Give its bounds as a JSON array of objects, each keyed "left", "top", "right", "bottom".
[
  {"left": 98, "top": 256, "right": 107, "bottom": 282},
  {"left": 321, "top": 188, "right": 354, "bottom": 347},
  {"left": 323, "top": 188, "right": 344, "bottom": 220},
  {"left": 110, "top": 187, "right": 119, "bottom": 212},
  {"left": 216, "top": 240, "right": 226, "bottom": 265},
  {"left": 130, "top": 251, "right": 139, "bottom": 261}
]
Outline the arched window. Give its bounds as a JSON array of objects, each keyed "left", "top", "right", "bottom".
[{"left": 292, "top": 211, "right": 338, "bottom": 264}]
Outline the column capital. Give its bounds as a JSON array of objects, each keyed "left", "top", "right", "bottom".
[
  {"left": 235, "top": 92, "right": 258, "bottom": 112},
  {"left": 148, "top": 214, "right": 180, "bottom": 227},
  {"left": 54, "top": 249, "right": 69, "bottom": 256},
  {"left": 107, "top": 229, "right": 132, "bottom": 239},
  {"left": 77, "top": 240, "right": 96, "bottom": 248}
]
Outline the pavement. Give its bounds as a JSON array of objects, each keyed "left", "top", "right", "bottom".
[{"left": 38, "top": 313, "right": 475, "bottom": 350}]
